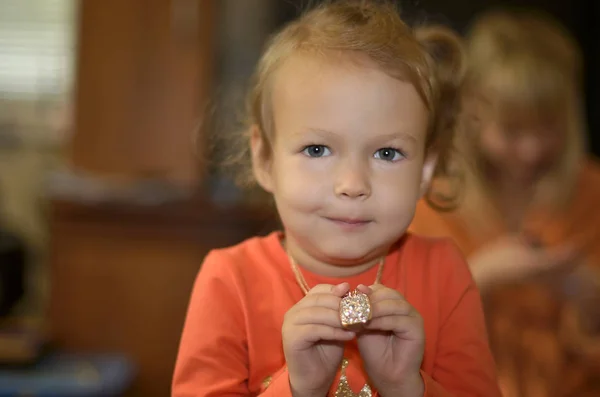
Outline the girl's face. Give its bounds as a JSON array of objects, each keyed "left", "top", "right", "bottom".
[
  {"left": 468, "top": 98, "right": 566, "bottom": 185},
  {"left": 251, "top": 53, "right": 434, "bottom": 265}
]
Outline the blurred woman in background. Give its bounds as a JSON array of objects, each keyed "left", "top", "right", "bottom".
[{"left": 410, "top": 8, "right": 600, "bottom": 397}]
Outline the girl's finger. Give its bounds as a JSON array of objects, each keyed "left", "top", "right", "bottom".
[
  {"left": 370, "top": 298, "right": 413, "bottom": 318},
  {"left": 293, "top": 306, "right": 345, "bottom": 328},
  {"left": 364, "top": 314, "right": 423, "bottom": 340},
  {"left": 297, "top": 324, "right": 356, "bottom": 343}
]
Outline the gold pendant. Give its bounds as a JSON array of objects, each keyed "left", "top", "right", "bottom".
[
  {"left": 334, "top": 358, "right": 372, "bottom": 397},
  {"left": 340, "top": 290, "right": 372, "bottom": 329}
]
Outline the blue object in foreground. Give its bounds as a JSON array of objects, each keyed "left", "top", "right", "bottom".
[{"left": 0, "top": 353, "right": 135, "bottom": 397}]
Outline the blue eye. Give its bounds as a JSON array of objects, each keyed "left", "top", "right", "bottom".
[
  {"left": 302, "top": 145, "right": 331, "bottom": 158},
  {"left": 374, "top": 148, "right": 404, "bottom": 162}
]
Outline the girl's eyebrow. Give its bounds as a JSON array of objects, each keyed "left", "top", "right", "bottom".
[
  {"left": 374, "top": 131, "right": 418, "bottom": 144},
  {"left": 293, "top": 127, "right": 418, "bottom": 144}
]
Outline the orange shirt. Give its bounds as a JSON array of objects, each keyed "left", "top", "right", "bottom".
[
  {"left": 409, "top": 159, "right": 600, "bottom": 397},
  {"left": 410, "top": 159, "right": 600, "bottom": 261},
  {"left": 172, "top": 231, "right": 501, "bottom": 396}
]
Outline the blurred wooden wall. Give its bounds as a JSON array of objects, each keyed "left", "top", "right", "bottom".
[
  {"left": 68, "top": 0, "right": 213, "bottom": 186},
  {"left": 46, "top": 1, "right": 278, "bottom": 396}
]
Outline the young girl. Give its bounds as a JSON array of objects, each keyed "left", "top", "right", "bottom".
[
  {"left": 410, "top": 8, "right": 600, "bottom": 397},
  {"left": 172, "top": 2, "right": 501, "bottom": 396}
]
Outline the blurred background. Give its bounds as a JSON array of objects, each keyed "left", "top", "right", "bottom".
[{"left": 0, "top": 0, "right": 597, "bottom": 396}]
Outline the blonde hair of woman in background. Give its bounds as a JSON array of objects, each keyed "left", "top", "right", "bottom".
[
  {"left": 173, "top": 1, "right": 502, "bottom": 396},
  {"left": 410, "top": 8, "right": 600, "bottom": 397}
]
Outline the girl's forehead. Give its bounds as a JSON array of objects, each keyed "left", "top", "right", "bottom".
[
  {"left": 272, "top": 53, "right": 421, "bottom": 110},
  {"left": 473, "top": 87, "right": 565, "bottom": 126},
  {"left": 473, "top": 63, "right": 570, "bottom": 115},
  {"left": 490, "top": 101, "right": 563, "bottom": 127},
  {"left": 273, "top": 51, "right": 382, "bottom": 87}
]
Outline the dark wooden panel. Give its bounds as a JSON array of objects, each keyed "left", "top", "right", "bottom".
[
  {"left": 69, "top": 0, "right": 215, "bottom": 186},
  {"left": 47, "top": 198, "right": 277, "bottom": 396}
]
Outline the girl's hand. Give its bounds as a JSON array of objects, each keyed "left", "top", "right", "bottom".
[
  {"left": 469, "top": 235, "right": 581, "bottom": 291},
  {"left": 356, "top": 284, "right": 425, "bottom": 397},
  {"left": 282, "top": 283, "right": 355, "bottom": 397}
]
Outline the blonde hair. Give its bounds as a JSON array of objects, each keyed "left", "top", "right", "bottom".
[
  {"left": 440, "top": 9, "right": 587, "bottom": 226},
  {"left": 227, "top": 0, "right": 465, "bottom": 190}
]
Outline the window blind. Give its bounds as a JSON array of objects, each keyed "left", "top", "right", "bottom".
[{"left": 0, "top": 0, "right": 77, "bottom": 101}]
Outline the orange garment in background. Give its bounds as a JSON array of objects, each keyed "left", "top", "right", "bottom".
[
  {"left": 410, "top": 159, "right": 600, "bottom": 397},
  {"left": 172, "top": 231, "right": 501, "bottom": 397}
]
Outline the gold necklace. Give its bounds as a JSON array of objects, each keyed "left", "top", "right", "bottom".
[
  {"left": 285, "top": 251, "right": 384, "bottom": 397},
  {"left": 287, "top": 253, "right": 385, "bottom": 295},
  {"left": 287, "top": 251, "right": 385, "bottom": 328}
]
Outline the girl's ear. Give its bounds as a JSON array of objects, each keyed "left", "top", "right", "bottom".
[
  {"left": 419, "top": 151, "right": 438, "bottom": 197},
  {"left": 250, "top": 125, "right": 274, "bottom": 193}
]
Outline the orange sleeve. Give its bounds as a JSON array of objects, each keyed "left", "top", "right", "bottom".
[
  {"left": 422, "top": 241, "right": 501, "bottom": 397},
  {"left": 408, "top": 200, "right": 451, "bottom": 238},
  {"left": 171, "top": 251, "right": 294, "bottom": 397}
]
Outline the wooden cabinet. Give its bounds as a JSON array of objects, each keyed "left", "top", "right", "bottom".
[
  {"left": 48, "top": 199, "right": 277, "bottom": 396},
  {"left": 69, "top": 0, "right": 214, "bottom": 186}
]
